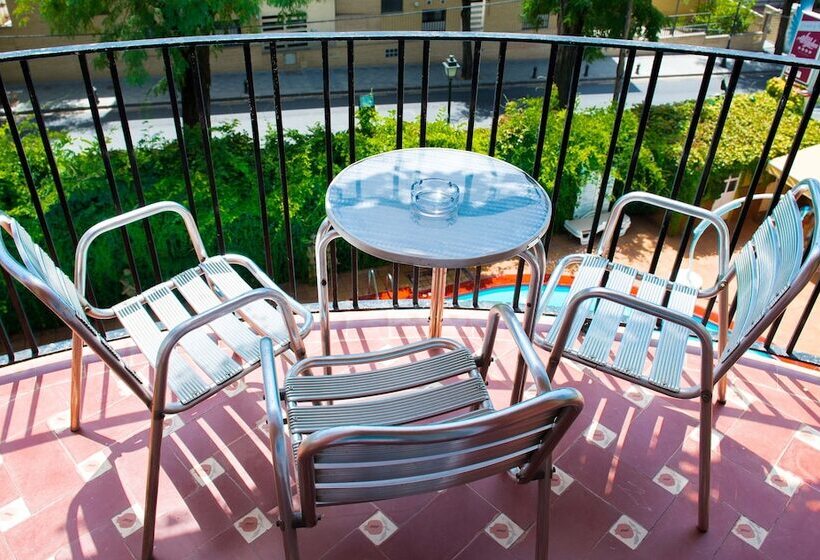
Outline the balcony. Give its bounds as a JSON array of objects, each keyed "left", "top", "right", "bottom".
[{"left": 0, "top": 32, "right": 817, "bottom": 559}]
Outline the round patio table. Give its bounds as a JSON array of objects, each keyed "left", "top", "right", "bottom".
[{"left": 315, "top": 148, "right": 550, "bottom": 365}]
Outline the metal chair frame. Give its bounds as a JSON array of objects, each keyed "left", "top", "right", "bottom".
[
  {"left": 262, "top": 303, "right": 584, "bottom": 560},
  {"left": 0, "top": 201, "right": 313, "bottom": 560},
  {"left": 533, "top": 180, "right": 820, "bottom": 533}
]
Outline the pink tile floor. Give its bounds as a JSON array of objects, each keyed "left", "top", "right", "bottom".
[{"left": 0, "top": 309, "right": 817, "bottom": 559}]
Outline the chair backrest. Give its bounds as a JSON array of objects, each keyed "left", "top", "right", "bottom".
[
  {"left": 719, "top": 178, "right": 820, "bottom": 367},
  {"left": 0, "top": 213, "right": 133, "bottom": 375},
  {"left": 293, "top": 387, "right": 583, "bottom": 525}
]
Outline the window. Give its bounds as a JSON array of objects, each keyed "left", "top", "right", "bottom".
[
  {"left": 382, "top": 0, "right": 403, "bottom": 13},
  {"left": 522, "top": 13, "right": 549, "bottom": 31},
  {"left": 422, "top": 9, "right": 446, "bottom": 32},
  {"left": 215, "top": 19, "right": 242, "bottom": 35},
  {"left": 722, "top": 176, "right": 740, "bottom": 194},
  {"left": 262, "top": 12, "right": 308, "bottom": 50},
  {"left": 385, "top": 48, "right": 399, "bottom": 58}
]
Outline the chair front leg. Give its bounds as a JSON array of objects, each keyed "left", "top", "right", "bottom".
[
  {"left": 535, "top": 460, "right": 552, "bottom": 560},
  {"left": 70, "top": 333, "right": 83, "bottom": 432},
  {"left": 141, "top": 409, "right": 166, "bottom": 560},
  {"left": 698, "top": 391, "right": 712, "bottom": 532}
]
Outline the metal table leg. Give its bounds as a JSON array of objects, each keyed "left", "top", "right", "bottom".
[
  {"left": 511, "top": 240, "right": 546, "bottom": 405},
  {"left": 316, "top": 219, "right": 340, "bottom": 357},
  {"left": 429, "top": 267, "right": 447, "bottom": 337}
]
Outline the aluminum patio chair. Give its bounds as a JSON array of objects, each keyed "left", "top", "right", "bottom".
[
  {"left": 532, "top": 178, "right": 820, "bottom": 533},
  {"left": 0, "top": 201, "right": 312, "bottom": 560},
  {"left": 261, "top": 303, "right": 584, "bottom": 560}
]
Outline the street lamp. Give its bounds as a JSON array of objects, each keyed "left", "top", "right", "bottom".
[{"left": 442, "top": 54, "right": 460, "bottom": 124}]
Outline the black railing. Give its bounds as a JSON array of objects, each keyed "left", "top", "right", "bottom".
[{"left": 0, "top": 31, "right": 818, "bottom": 366}]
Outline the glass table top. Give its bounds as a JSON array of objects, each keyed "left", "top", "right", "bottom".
[{"left": 325, "top": 148, "right": 551, "bottom": 268}]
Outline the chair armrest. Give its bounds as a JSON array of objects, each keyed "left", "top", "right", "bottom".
[
  {"left": 75, "top": 201, "right": 207, "bottom": 317},
  {"left": 545, "top": 287, "right": 716, "bottom": 395},
  {"left": 600, "top": 192, "right": 731, "bottom": 294},
  {"left": 478, "top": 303, "right": 551, "bottom": 396},
  {"left": 152, "top": 288, "right": 305, "bottom": 410}
]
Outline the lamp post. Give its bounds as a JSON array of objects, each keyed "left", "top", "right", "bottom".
[{"left": 442, "top": 54, "right": 460, "bottom": 124}]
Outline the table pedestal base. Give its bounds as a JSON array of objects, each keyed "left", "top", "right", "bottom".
[{"left": 429, "top": 268, "right": 447, "bottom": 338}]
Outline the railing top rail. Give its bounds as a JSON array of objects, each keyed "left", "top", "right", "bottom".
[{"left": 0, "top": 31, "right": 817, "bottom": 69}]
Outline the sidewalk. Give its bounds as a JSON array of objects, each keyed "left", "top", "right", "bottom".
[{"left": 9, "top": 52, "right": 780, "bottom": 113}]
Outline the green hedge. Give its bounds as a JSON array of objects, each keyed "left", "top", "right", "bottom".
[{"left": 1, "top": 80, "right": 818, "bottom": 336}]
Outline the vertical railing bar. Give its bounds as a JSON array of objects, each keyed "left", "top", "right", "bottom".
[
  {"left": 107, "top": 51, "right": 162, "bottom": 284},
  {"left": 471, "top": 266, "right": 481, "bottom": 308},
  {"left": 451, "top": 268, "right": 461, "bottom": 306},
  {"left": 605, "top": 51, "right": 664, "bottom": 262},
  {"left": 242, "top": 44, "right": 274, "bottom": 278},
  {"left": 78, "top": 53, "right": 142, "bottom": 293},
  {"left": 19, "top": 60, "right": 78, "bottom": 246},
  {"left": 161, "top": 48, "right": 198, "bottom": 222},
  {"left": 465, "top": 40, "right": 482, "bottom": 151},
  {"left": 785, "top": 278, "right": 819, "bottom": 354},
  {"left": 487, "top": 41, "right": 507, "bottom": 157},
  {"left": 669, "top": 58, "right": 745, "bottom": 281},
  {"left": 419, "top": 40, "right": 430, "bottom": 147},
  {"left": 542, "top": 46, "right": 584, "bottom": 260},
  {"left": 347, "top": 40, "right": 359, "bottom": 309},
  {"left": 517, "top": 43, "right": 556, "bottom": 312},
  {"left": 321, "top": 40, "right": 338, "bottom": 310},
  {"left": 269, "top": 41, "right": 298, "bottom": 297},
  {"left": 585, "top": 49, "right": 636, "bottom": 255},
  {"left": 648, "top": 54, "right": 716, "bottom": 272},
  {"left": 532, "top": 44, "right": 557, "bottom": 181},
  {"left": 0, "top": 69, "right": 59, "bottom": 262},
  {"left": 396, "top": 39, "right": 405, "bottom": 149},
  {"left": 0, "top": 266, "right": 38, "bottom": 358},
  {"left": 412, "top": 267, "right": 420, "bottom": 307},
  {"left": 392, "top": 263, "right": 399, "bottom": 308},
  {"left": 0, "top": 314, "right": 14, "bottom": 362},
  {"left": 767, "top": 76, "right": 820, "bottom": 212},
  {"left": 189, "top": 47, "right": 226, "bottom": 255}
]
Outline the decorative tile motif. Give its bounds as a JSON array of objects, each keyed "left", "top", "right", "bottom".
[
  {"left": 652, "top": 466, "right": 689, "bottom": 495},
  {"left": 190, "top": 457, "right": 226, "bottom": 487},
  {"left": 111, "top": 506, "right": 143, "bottom": 538},
  {"left": 550, "top": 466, "right": 574, "bottom": 496},
  {"left": 686, "top": 426, "right": 724, "bottom": 451},
  {"left": 732, "top": 515, "right": 768, "bottom": 550},
  {"left": 234, "top": 508, "right": 273, "bottom": 544},
  {"left": 224, "top": 379, "right": 247, "bottom": 398},
  {"left": 609, "top": 514, "right": 648, "bottom": 550},
  {"left": 47, "top": 410, "right": 70, "bottom": 434},
  {"left": 584, "top": 421, "right": 617, "bottom": 449},
  {"left": 484, "top": 513, "right": 524, "bottom": 549},
  {"left": 116, "top": 378, "right": 132, "bottom": 398},
  {"left": 0, "top": 498, "right": 31, "bottom": 532},
  {"left": 724, "top": 384, "right": 757, "bottom": 410},
  {"left": 76, "top": 450, "right": 112, "bottom": 482},
  {"left": 358, "top": 510, "right": 398, "bottom": 546},
  {"left": 522, "top": 384, "right": 537, "bottom": 401},
  {"left": 161, "top": 415, "right": 184, "bottom": 438},
  {"left": 622, "top": 385, "right": 655, "bottom": 408},
  {"left": 795, "top": 424, "right": 820, "bottom": 451},
  {"left": 765, "top": 466, "right": 801, "bottom": 497}
]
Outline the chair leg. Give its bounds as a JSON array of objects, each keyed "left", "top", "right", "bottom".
[
  {"left": 716, "top": 376, "right": 728, "bottom": 405},
  {"left": 535, "top": 463, "right": 551, "bottom": 560},
  {"left": 698, "top": 393, "right": 712, "bottom": 532},
  {"left": 70, "top": 333, "right": 83, "bottom": 432},
  {"left": 141, "top": 411, "right": 166, "bottom": 560}
]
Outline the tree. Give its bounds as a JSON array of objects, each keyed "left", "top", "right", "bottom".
[
  {"left": 15, "top": 0, "right": 310, "bottom": 127},
  {"left": 522, "top": 0, "right": 665, "bottom": 107}
]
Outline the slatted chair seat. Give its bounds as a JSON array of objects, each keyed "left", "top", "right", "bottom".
[
  {"left": 0, "top": 201, "right": 312, "bottom": 560},
  {"left": 534, "top": 181, "right": 820, "bottom": 535},
  {"left": 262, "top": 304, "right": 585, "bottom": 560}
]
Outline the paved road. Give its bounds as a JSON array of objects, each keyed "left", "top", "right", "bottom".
[{"left": 36, "top": 56, "right": 776, "bottom": 149}]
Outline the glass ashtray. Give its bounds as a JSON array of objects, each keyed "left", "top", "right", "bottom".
[{"left": 410, "top": 178, "right": 460, "bottom": 217}]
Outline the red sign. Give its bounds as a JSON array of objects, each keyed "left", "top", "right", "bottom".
[{"left": 789, "top": 11, "right": 820, "bottom": 86}]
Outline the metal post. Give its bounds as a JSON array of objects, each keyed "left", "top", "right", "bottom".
[
  {"left": 429, "top": 267, "right": 447, "bottom": 337},
  {"left": 447, "top": 77, "right": 453, "bottom": 124}
]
